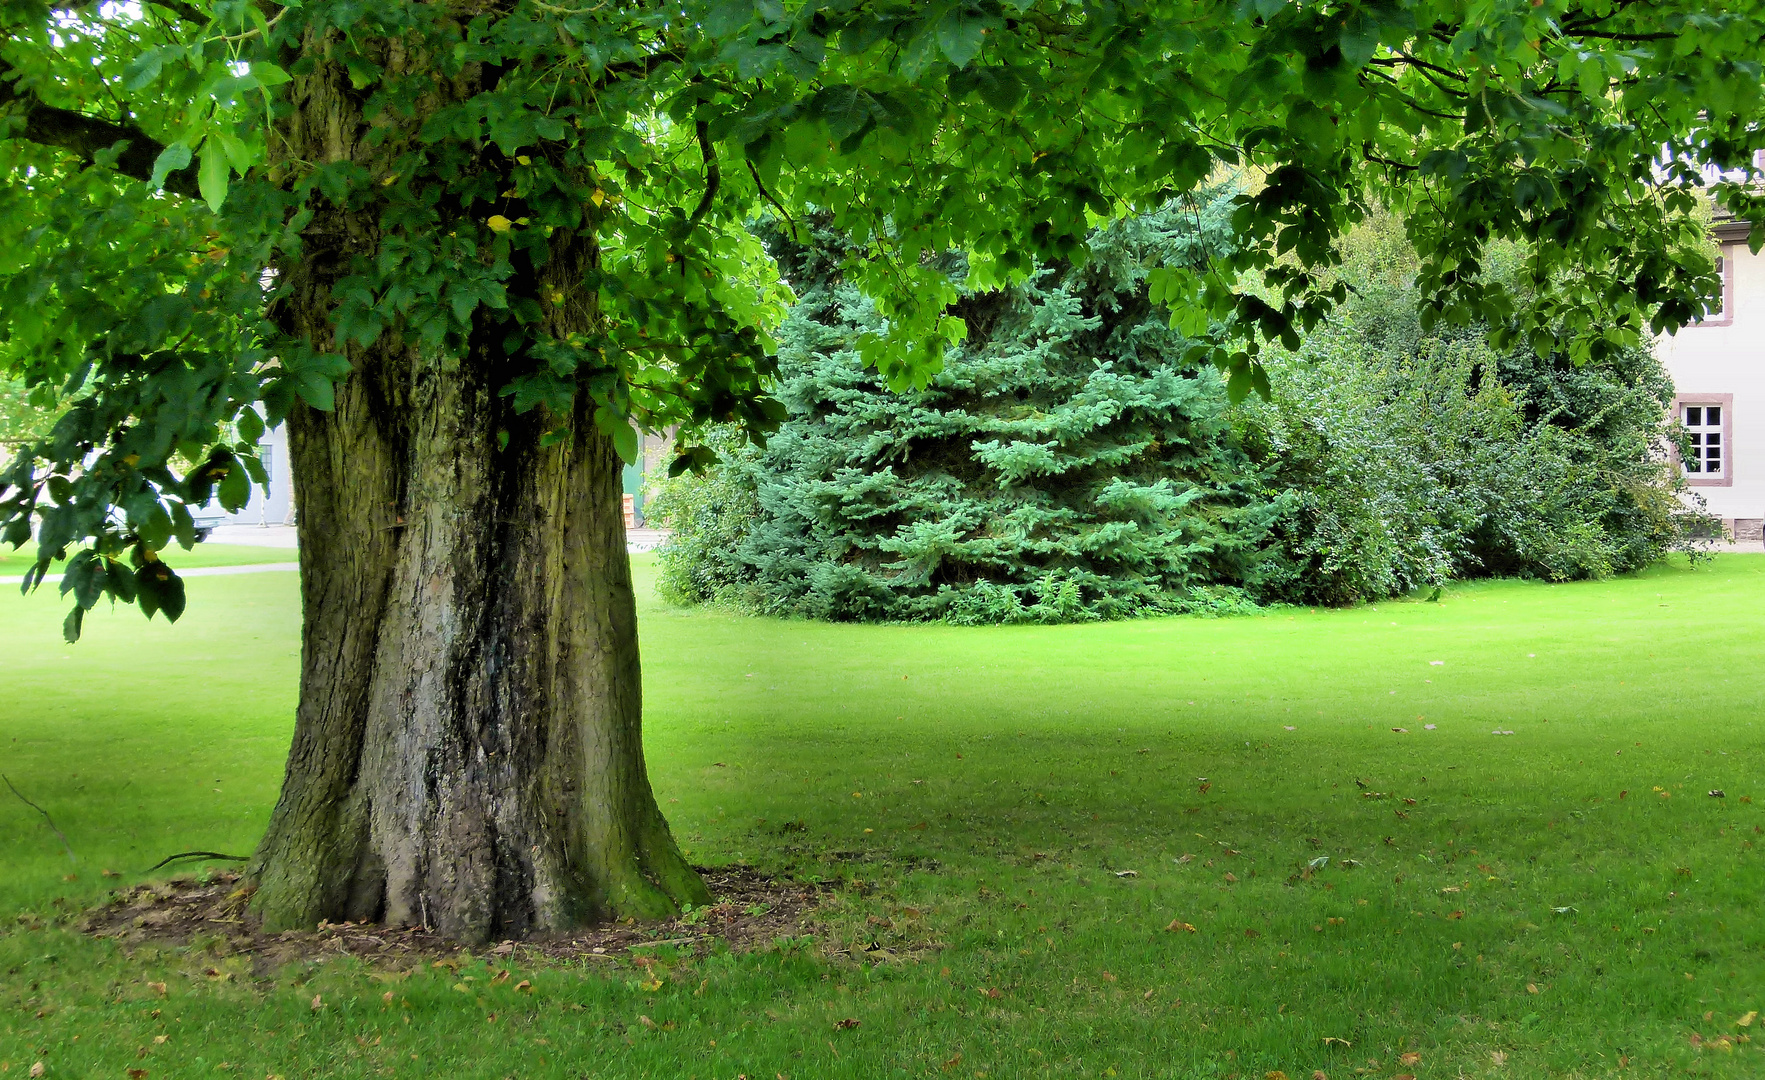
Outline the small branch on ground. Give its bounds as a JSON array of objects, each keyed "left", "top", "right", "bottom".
[
  {"left": 145, "top": 850, "right": 251, "bottom": 872},
  {"left": 2, "top": 773, "right": 75, "bottom": 862}
]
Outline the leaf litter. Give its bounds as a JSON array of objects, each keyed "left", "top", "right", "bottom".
[{"left": 80, "top": 868, "right": 827, "bottom": 974}]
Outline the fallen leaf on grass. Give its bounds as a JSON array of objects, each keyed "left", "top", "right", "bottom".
[
  {"left": 1399, "top": 1052, "right": 1420, "bottom": 1065},
  {"left": 1223, "top": 873, "right": 1238, "bottom": 883},
  {"left": 1114, "top": 870, "right": 1138, "bottom": 878},
  {"left": 515, "top": 980, "right": 531, "bottom": 993},
  {"left": 1526, "top": 983, "right": 1539, "bottom": 994},
  {"left": 29, "top": 1064, "right": 45, "bottom": 1079},
  {"left": 152, "top": 1036, "right": 166, "bottom": 1045},
  {"left": 490, "top": 970, "right": 510, "bottom": 985},
  {"left": 1321, "top": 1036, "right": 1352, "bottom": 1048},
  {"left": 310, "top": 995, "right": 324, "bottom": 1011},
  {"left": 1266, "top": 1072, "right": 1288, "bottom": 1080},
  {"left": 1491, "top": 1050, "right": 1507, "bottom": 1066},
  {"left": 1244, "top": 928, "right": 1260, "bottom": 938},
  {"left": 127, "top": 1070, "right": 147, "bottom": 1079},
  {"left": 101, "top": 869, "right": 121, "bottom": 878},
  {"left": 1312, "top": 1073, "right": 1328, "bottom": 1080},
  {"left": 1738, "top": 1011, "right": 1758, "bottom": 1028},
  {"left": 1392, "top": 728, "right": 1409, "bottom": 734},
  {"left": 1166, "top": 920, "right": 1198, "bottom": 933},
  {"left": 637, "top": 1015, "right": 658, "bottom": 1030},
  {"left": 1447, "top": 910, "right": 1464, "bottom": 920},
  {"left": 834, "top": 1017, "right": 861, "bottom": 1030}
]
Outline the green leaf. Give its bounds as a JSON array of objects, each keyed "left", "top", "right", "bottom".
[
  {"left": 612, "top": 421, "right": 638, "bottom": 465},
  {"left": 1226, "top": 361, "right": 1253, "bottom": 403},
  {"left": 136, "top": 562, "right": 186, "bottom": 623},
  {"left": 62, "top": 604, "right": 84, "bottom": 644},
  {"left": 236, "top": 408, "right": 265, "bottom": 446},
  {"left": 59, "top": 549, "right": 104, "bottom": 608},
  {"left": 295, "top": 370, "right": 337, "bottom": 411},
  {"left": 123, "top": 50, "right": 164, "bottom": 91},
  {"left": 252, "top": 61, "right": 292, "bottom": 87},
  {"left": 217, "top": 130, "right": 255, "bottom": 173},
  {"left": 809, "top": 85, "right": 879, "bottom": 142},
  {"left": 1338, "top": 11, "right": 1380, "bottom": 68},
  {"left": 198, "top": 143, "right": 230, "bottom": 212},
  {"left": 935, "top": 8, "right": 993, "bottom": 69},
  {"left": 218, "top": 461, "right": 250, "bottom": 512},
  {"left": 149, "top": 142, "right": 192, "bottom": 190}
]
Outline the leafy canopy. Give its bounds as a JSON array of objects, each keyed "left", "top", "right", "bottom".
[{"left": 2, "top": 0, "right": 1761, "bottom": 638}]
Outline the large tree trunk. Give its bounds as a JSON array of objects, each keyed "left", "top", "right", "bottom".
[
  {"left": 248, "top": 349, "right": 710, "bottom": 940},
  {"left": 245, "top": 30, "right": 709, "bottom": 941}
]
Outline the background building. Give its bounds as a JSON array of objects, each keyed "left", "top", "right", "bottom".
[{"left": 1655, "top": 216, "right": 1765, "bottom": 543}]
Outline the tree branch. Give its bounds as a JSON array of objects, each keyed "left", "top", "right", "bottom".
[
  {"left": 3, "top": 773, "right": 75, "bottom": 863},
  {"left": 59, "top": 0, "right": 210, "bottom": 28},
  {"left": 149, "top": 0, "right": 212, "bottom": 26},
  {"left": 0, "top": 58, "right": 200, "bottom": 198},
  {"left": 689, "top": 119, "right": 719, "bottom": 224},
  {"left": 746, "top": 157, "right": 797, "bottom": 233}
]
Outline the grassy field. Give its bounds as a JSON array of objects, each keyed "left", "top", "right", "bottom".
[
  {"left": 0, "top": 542, "right": 296, "bottom": 572},
  {"left": 2, "top": 554, "right": 1763, "bottom": 1079}
]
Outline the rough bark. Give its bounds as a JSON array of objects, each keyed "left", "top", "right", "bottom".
[{"left": 245, "top": 30, "right": 709, "bottom": 941}]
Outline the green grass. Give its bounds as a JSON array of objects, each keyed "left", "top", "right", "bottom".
[
  {"left": 3, "top": 555, "right": 1764, "bottom": 1078},
  {"left": 0, "top": 542, "right": 297, "bottom": 571}
]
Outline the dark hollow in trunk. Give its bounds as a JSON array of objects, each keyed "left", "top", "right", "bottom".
[{"left": 245, "top": 40, "right": 708, "bottom": 941}]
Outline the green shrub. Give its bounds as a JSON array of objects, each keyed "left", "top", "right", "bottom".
[{"left": 652, "top": 208, "right": 1710, "bottom": 621}]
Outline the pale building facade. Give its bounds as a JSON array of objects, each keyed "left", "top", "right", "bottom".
[
  {"left": 1655, "top": 216, "right": 1765, "bottom": 543},
  {"left": 212, "top": 419, "right": 295, "bottom": 529}
]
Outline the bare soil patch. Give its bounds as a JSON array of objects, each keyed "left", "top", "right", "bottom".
[{"left": 81, "top": 867, "right": 826, "bottom": 973}]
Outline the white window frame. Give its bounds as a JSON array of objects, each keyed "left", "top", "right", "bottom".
[
  {"left": 1675, "top": 394, "right": 1734, "bottom": 487},
  {"left": 1690, "top": 244, "right": 1735, "bottom": 326}
]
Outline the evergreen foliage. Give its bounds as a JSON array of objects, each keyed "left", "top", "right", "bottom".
[
  {"left": 655, "top": 214, "right": 1706, "bottom": 621},
  {"left": 656, "top": 197, "right": 1285, "bottom": 622}
]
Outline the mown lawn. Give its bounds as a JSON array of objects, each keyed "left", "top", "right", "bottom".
[
  {"left": 0, "top": 542, "right": 295, "bottom": 572},
  {"left": 2, "top": 554, "right": 1764, "bottom": 1079}
]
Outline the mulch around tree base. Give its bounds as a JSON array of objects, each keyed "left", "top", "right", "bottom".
[{"left": 81, "top": 867, "right": 827, "bottom": 972}]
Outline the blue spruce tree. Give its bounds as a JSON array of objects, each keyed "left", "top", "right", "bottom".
[{"left": 659, "top": 195, "right": 1287, "bottom": 623}]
